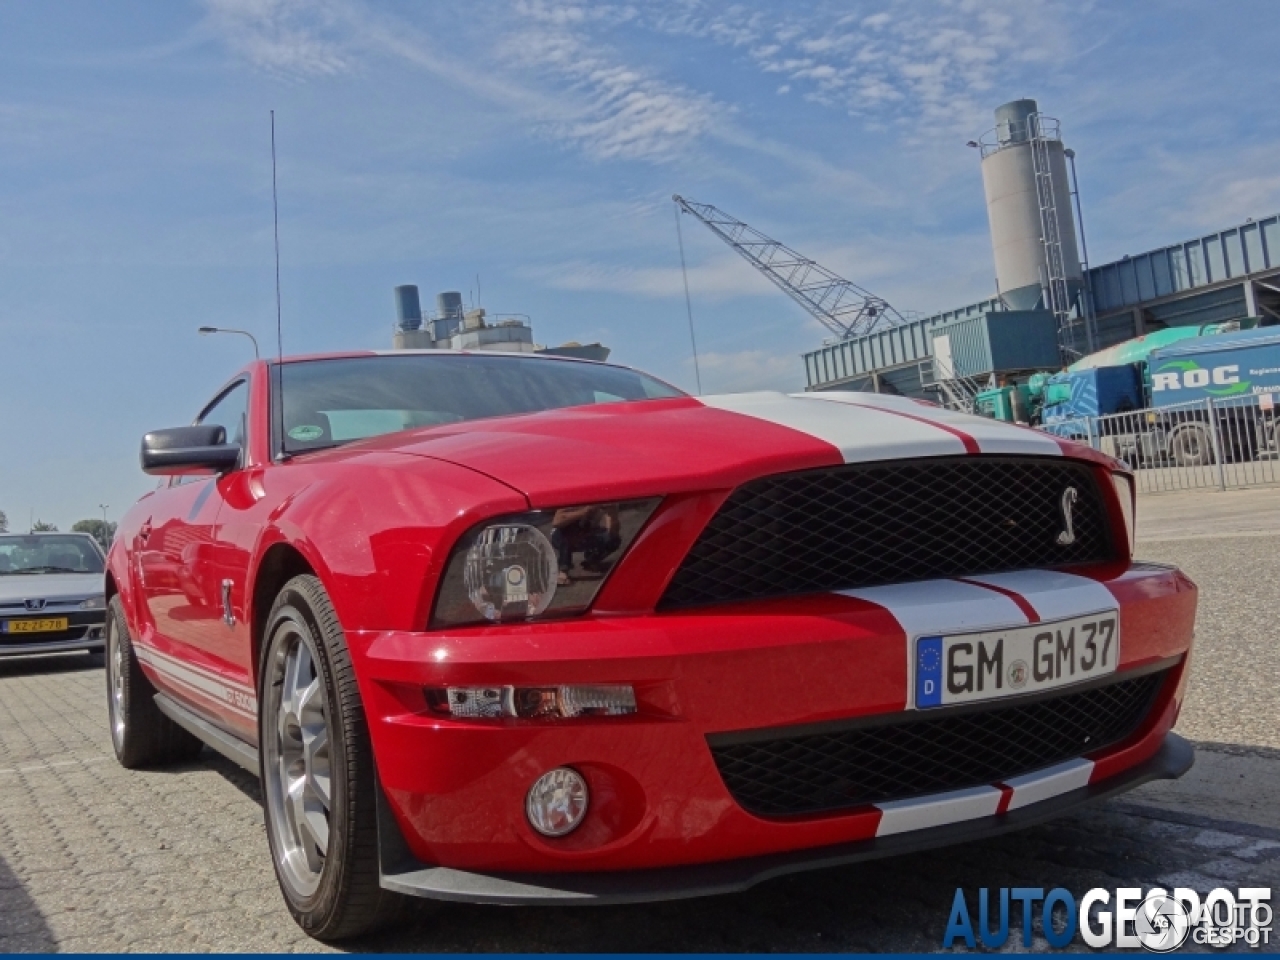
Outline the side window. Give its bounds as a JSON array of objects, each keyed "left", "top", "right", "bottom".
[
  {"left": 199, "top": 380, "right": 249, "bottom": 448},
  {"left": 172, "top": 380, "right": 248, "bottom": 486}
]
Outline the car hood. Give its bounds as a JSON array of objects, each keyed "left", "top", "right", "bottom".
[
  {"left": 349, "top": 391, "right": 1075, "bottom": 507},
  {"left": 0, "top": 571, "right": 103, "bottom": 605}
]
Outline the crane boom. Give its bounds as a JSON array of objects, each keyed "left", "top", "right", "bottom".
[{"left": 672, "top": 195, "right": 905, "bottom": 340}]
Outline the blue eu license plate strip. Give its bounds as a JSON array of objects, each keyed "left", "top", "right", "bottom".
[{"left": 915, "top": 636, "right": 944, "bottom": 708}]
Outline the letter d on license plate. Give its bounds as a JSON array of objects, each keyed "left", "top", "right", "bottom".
[{"left": 915, "top": 612, "right": 1119, "bottom": 709}]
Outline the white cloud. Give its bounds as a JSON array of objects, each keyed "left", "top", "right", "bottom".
[
  {"left": 525, "top": 252, "right": 778, "bottom": 299},
  {"left": 202, "top": 0, "right": 352, "bottom": 78},
  {"left": 650, "top": 1, "right": 1073, "bottom": 135},
  {"left": 501, "top": 3, "right": 720, "bottom": 161}
]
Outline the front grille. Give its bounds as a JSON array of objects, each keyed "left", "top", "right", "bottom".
[
  {"left": 660, "top": 457, "right": 1114, "bottom": 609},
  {"left": 709, "top": 668, "right": 1165, "bottom": 817}
]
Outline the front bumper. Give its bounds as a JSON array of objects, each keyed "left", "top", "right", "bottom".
[
  {"left": 0, "top": 612, "right": 105, "bottom": 657},
  {"left": 378, "top": 732, "right": 1194, "bottom": 904},
  {"left": 353, "top": 563, "right": 1196, "bottom": 880}
]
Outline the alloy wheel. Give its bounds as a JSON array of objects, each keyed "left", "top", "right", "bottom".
[
  {"left": 263, "top": 617, "right": 333, "bottom": 899},
  {"left": 108, "top": 620, "right": 125, "bottom": 751}
]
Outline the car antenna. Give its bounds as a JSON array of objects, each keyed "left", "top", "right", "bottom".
[{"left": 271, "top": 110, "right": 289, "bottom": 462}]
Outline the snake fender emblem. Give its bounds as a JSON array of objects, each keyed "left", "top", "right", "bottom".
[{"left": 1056, "top": 486, "right": 1079, "bottom": 545}]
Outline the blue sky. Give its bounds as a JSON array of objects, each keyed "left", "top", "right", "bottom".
[{"left": 3, "top": 0, "right": 1279, "bottom": 531}]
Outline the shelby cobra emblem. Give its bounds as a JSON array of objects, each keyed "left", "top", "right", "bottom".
[{"left": 1056, "top": 486, "right": 1079, "bottom": 545}]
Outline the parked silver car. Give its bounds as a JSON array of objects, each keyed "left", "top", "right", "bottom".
[{"left": 0, "top": 533, "right": 106, "bottom": 656}]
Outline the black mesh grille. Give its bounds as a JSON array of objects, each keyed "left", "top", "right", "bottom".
[
  {"left": 661, "top": 457, "right": 1114, "bottom": 609},
  {"left": 709, "top": 669, "right": 1165, "bottom": 817}
]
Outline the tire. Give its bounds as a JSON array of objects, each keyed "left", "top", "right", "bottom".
[
  {"left": 259, "top": 575, "right": 403, "bottom": 941},
  {"left": 1169, "top": 422, "right": 1214, "bottom": 467},
  {"left": 105, "top": 595, "right": 204, "bottom": 768}
]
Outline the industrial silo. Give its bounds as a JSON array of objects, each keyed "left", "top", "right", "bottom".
[
  {"left": 978, "top": 99, "right": 1083, "bottom": 313},
  {"left": 394, "top": 285, "right": 423, "bottom": 330},
  {"left": 434, "top": 291, "right": 464, "bottom": 341}
]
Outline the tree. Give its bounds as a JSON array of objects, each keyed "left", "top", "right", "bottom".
[
  {"left": 72, "top": 518, "right": 117, "bottom": 550},
  {"left": 31, "top": 520, "right": 58, "bottom": 532},
  {"left": 0, "top": 510, "right": 7, "bottom": 533}
]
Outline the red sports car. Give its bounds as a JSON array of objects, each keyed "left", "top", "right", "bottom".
[{"left": 105, "top": 351, "right": 1196, "bottom": 940}]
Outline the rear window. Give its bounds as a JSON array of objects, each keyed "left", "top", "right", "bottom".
[
  {"left": 272, "top": 354, "right": 684, "bottom": 453},
  {"left": 0, "top": 535, "right": 104, "bottom": 575}
]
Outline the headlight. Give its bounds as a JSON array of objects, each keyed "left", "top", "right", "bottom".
[
  {"left": 80, "top": 595, "right": 106, "bottom": 610},
  {"left": 432, "top": 498, "right": 661, "bottom": 628},
  {"left": 1112, "top": 472, "right": 1136, "bottom": 554}
]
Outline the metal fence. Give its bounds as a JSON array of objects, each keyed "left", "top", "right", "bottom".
[{"left": 1042, "top": 393, "right": 1280, "bottom": 493}]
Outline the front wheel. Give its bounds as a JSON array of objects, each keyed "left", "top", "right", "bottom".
[
  {"left": 259, "top": 574, "right": 402, "bottom": 941},
  {"left": 1168, "top": 422, "right": 1214, "bottom": 467}
]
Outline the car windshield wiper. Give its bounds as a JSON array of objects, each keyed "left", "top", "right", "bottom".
[{"left": 8, "top": 566, "right": 80, "bottom": 574}]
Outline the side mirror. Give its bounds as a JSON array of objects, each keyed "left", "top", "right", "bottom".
[{"left": 140, "top": 425, "right": 242, "bottom": 476}]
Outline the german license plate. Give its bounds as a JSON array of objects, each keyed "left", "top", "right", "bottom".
[
  {"left": 2, "top": 617, "right": 69, "bottom": 634},
  {"left": 915, "top": 611, "right": 1119, "bottom": 709}
]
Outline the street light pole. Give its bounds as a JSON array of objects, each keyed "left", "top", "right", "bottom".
[
  {"left": 197, "top": 327, "right": 261, "bottom": 358},
  {"left": 98, "top": 503, "right": 109, "bottom": 550}
]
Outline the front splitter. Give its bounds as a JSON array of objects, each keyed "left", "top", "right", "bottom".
[{"left": 377, "top": 731, "right": 1194, "bottom": 906}]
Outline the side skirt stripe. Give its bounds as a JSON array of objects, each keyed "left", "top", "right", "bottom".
[{"left": 135, "top": 646, "right": 258, "bottom": 718}]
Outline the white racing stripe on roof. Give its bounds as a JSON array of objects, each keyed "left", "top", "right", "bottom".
[
  {"left": 874, "top": 785, "right": 1003, "bottom": 836},
  {"left": 701, "top": 391, "right": 967, "bottom": 463},
  {"left": 959, "top": 570, "right": 1118, "bottom": 622},
  {"left": 797, "top": 391, "right": 1064, "bottom": 457}
]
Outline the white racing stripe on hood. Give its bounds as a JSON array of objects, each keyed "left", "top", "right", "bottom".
[
  {"left": 796, "top": 391, "right": 1064, "bottom": 457},
  {"left": 701, "top": 391, "right": 967, "bottom": 463}
]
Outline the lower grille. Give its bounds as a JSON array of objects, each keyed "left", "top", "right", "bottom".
[
  {"left": 0, "top": 625, "right": 97, "bottom": 646},
  {"left": 709, "top": 669, "right": 1166, "bottom": 817}
]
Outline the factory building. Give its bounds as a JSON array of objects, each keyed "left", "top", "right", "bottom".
[
  {"left": 803, "top": 99, "right": 1280, "bottom": 398},
  {"left": 391, "top": 285, "right": 611, "bottom": 362}
]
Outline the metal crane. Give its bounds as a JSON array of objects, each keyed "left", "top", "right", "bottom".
[{"left": 672, "top": 195, "right": 906, "bottom": 340}]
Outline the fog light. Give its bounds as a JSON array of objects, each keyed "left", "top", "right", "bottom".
[{"left": 526, "top": 767, "right": 589, "bottom": 837}]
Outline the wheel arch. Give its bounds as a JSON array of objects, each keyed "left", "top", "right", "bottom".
[{"left": 250, "top": 541, "right": 316, "bottom": 688}]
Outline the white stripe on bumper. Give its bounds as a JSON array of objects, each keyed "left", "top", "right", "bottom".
[
  {"left": 838, "top": 579, "right": 1032, "bottom": 638},
  {"left": 875, "top": 785, "right": 1003, "bottom": 836},
  {"left": 958, "top": 570, "right": 1118, "bottom": 622},
  {"left": 1004, "top": 758, "right": 1095, "bottom": 811}
]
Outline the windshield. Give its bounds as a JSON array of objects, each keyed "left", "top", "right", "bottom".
[
  {"left": 0, "top": 535, "right": 105, "bottom": 575},
  {"left": 273, "top": 354, "right": 685, "bottom": 453}
]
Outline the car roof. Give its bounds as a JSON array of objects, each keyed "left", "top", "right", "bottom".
[{"left": 265, "top": 349, "right": 612, "bottom": 367}]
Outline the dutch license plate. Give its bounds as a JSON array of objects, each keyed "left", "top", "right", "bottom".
[
  {"left": 915, "top": 611, "right": 1119, "bottom": 709},
  {"left": 2, "top": 618, "right": 69, "bottom": 634}
]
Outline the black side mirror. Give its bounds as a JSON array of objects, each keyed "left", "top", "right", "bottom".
[{"left": 140, "top": 425, "right": 242, "bottom": 476}]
